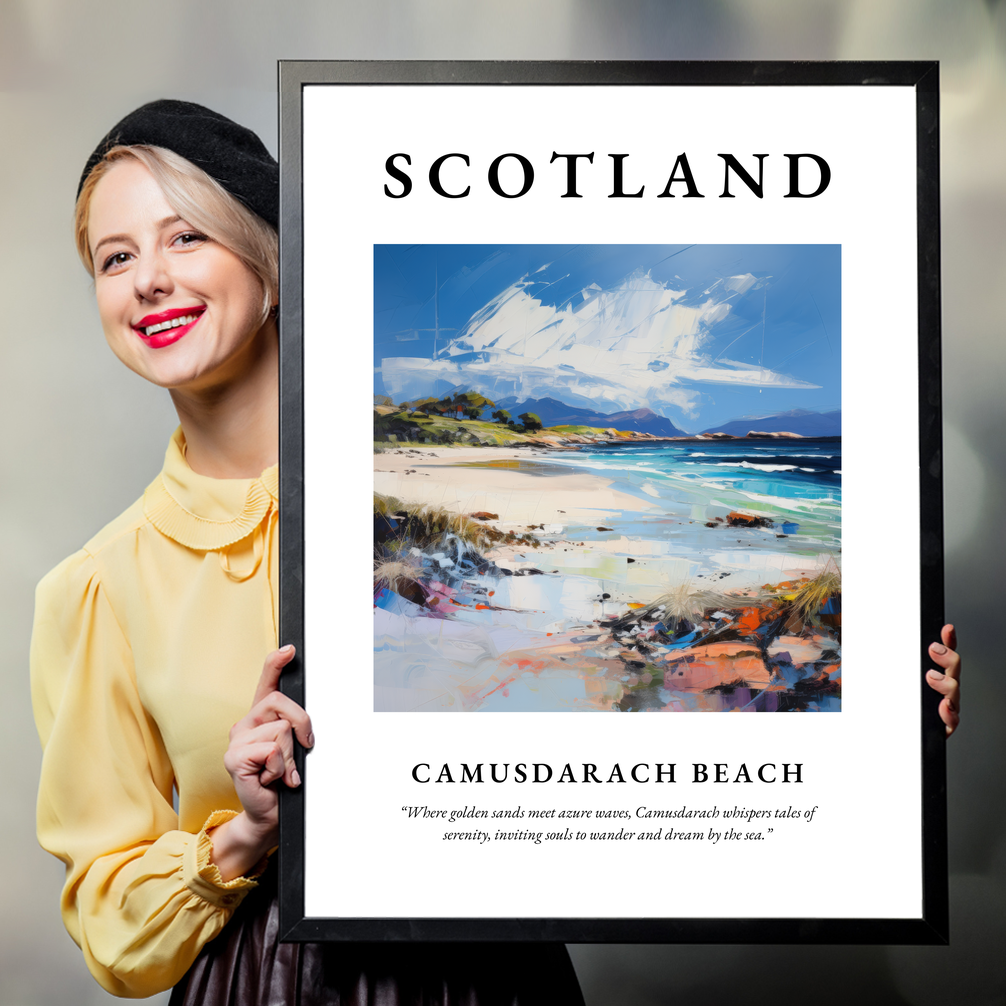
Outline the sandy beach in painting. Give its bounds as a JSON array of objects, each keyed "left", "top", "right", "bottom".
[
  {"left": 374, "top": 443, "right": 841, "bottom": 713},
  {"left": 375, "top": 446, "right": 656, "bottom": 525}
]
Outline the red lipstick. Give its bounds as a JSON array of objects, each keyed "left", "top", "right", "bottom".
[{"left": 132, "top": 306, "right": 205, "bottom": 349}]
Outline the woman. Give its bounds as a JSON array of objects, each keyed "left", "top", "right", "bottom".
[{"left": 31, "top": 100, "right": 586, "bottom": 1003}]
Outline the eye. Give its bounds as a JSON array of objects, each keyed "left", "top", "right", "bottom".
[
  {"left": 172, "top": 230, "right": 208, "bottom": 249},
  {"left": 100, "top": 251, "right": 132, "bottom": 274}
]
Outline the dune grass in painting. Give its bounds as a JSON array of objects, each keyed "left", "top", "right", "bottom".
[{"left": 373, "top": 245, "right": 841, "bottom": 712}]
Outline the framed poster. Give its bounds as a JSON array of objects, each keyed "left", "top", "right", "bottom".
[{"left": 277, "top": 61, "right": 946, "bottom": 943}]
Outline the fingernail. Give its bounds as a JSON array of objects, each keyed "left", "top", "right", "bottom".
[
  {"left": 280, "top": 644, "right": 295, "bottom": 654},
  {"left": 307, "top": 732, "right": 315, "bottom": 748},
  {"left": 931, "top": 643, "right": 947, "bottom": 654},
  {"left": 927, "top": 669, "right": 944, "bottom": 679},
  {"left": 292, "top": 768, "right": 301, "bottom": 787}
]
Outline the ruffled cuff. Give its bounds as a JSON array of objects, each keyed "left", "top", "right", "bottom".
[{"left": 182, "top": 810, "right": 269, "bottom": 909}]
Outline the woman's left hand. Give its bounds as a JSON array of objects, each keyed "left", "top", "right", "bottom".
[{"left": 926, "top": 624, "right": 961, "bottom": 737}]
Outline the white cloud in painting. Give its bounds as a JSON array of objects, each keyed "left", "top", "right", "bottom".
[{"left": 380, "top": 271, "right": 819, "bottom": 417}]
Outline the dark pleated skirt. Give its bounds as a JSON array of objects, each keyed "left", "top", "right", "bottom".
[{"left": 169, "top": 869, "right": 584, "bottom": 1006}]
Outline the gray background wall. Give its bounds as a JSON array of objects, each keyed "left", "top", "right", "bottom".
[{"left": 1, "top": 2, "right": 1003, "bottom": 1003}]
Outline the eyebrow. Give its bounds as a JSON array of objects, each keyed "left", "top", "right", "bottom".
[{"left": 91, "top": 215, "right": 185, "bottom": 258}]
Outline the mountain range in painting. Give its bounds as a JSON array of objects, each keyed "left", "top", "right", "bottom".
[
  {"left": 483, "top": 396, "right": 840, "bottom": 439},
  {"left": 485, "top": 395, "right": 688, "bottom": 436},
  {"left": 702, "top": 408, "right": 841, "bottom": 437}
]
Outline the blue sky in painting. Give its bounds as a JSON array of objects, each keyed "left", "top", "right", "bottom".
[{"left": 373, "top": 244, "right": 840, "bottom": 433}]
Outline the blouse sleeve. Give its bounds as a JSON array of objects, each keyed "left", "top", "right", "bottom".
[{"left": 31, "top": 549, "right": 262, "bottom": 998}]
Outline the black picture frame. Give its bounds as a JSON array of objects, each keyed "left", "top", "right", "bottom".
[{"left": 277, "top": 60, "right": 945, "bottom": 944}]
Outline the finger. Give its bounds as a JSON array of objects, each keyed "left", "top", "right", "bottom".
[
  {"left": 941, "top": 623, "right": 957, "bottom": 652},
  {"left": 928, "top": 642, "right": 961, "bottom": 681},
  {"left": 233, "top": 720, "right": 301, "bottom": 788},
  {"left": 258, "top": 742, "right": 287, "bottom": 787},
  {"left": 245, "top": 690, "right": 314, "bottom": 749},
  {"left": 926, "top": 671, "right": 961, "bottom": 738},
  {"left": 230, "top": 696, "right": 313, "bottom": 752},
  {"left": 939, "top": 697, "right": 960, "bottom": 737},
  {"left": 252, "top": 645, "right": 296, "bottom": 707},
  {"left": 224, "top": 739, "right": 287, "bottom": 786},
  {"left": 926, "top": 669, "right": 959, "bottom": 704}
]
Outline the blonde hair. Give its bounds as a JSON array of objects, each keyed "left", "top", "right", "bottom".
[{"left": 75, "top": 145, "right": 278, "bottom": 323}]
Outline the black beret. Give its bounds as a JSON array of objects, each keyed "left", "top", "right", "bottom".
[{"left": 78, "top": 99, "right": 278, "bottom": 228}]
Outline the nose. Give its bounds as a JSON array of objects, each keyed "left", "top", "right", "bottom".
[{"left": 133, "top": 247, "right": 173, "bottom": 303}]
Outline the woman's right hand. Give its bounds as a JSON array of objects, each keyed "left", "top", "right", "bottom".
[
  {"left": 926, "top": 624, "right": 961, "bottom": 737},
  {"left": 209, "top": 645, "right": 314, "bottom": 881}
]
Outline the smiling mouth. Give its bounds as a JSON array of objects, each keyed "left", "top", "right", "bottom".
[
  {"left": 135, "top": 307, "right": 206, "bottom": 338},
  {"left": 131, "top": 307, "right": 207, "bottom": 349},
  {"left": 142, "top": 313, "right": 199, "bottom": 337}
]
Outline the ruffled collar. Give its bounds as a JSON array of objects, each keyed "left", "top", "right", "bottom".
[{"left": 143, "top": 428, "right": 278, "bottom": 551}]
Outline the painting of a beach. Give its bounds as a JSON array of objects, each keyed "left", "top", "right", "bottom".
[{"left": 373, "top": 244, "right": 841, "bottom": 712}]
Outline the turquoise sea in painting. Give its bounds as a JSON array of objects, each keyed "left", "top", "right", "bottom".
[{"left": 537, "top": 438, "right": 840, "bottom": 553}]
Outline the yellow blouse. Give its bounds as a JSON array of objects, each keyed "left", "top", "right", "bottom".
[{"left": 31, "top": 428, "right": 279, "bottom": 998}]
